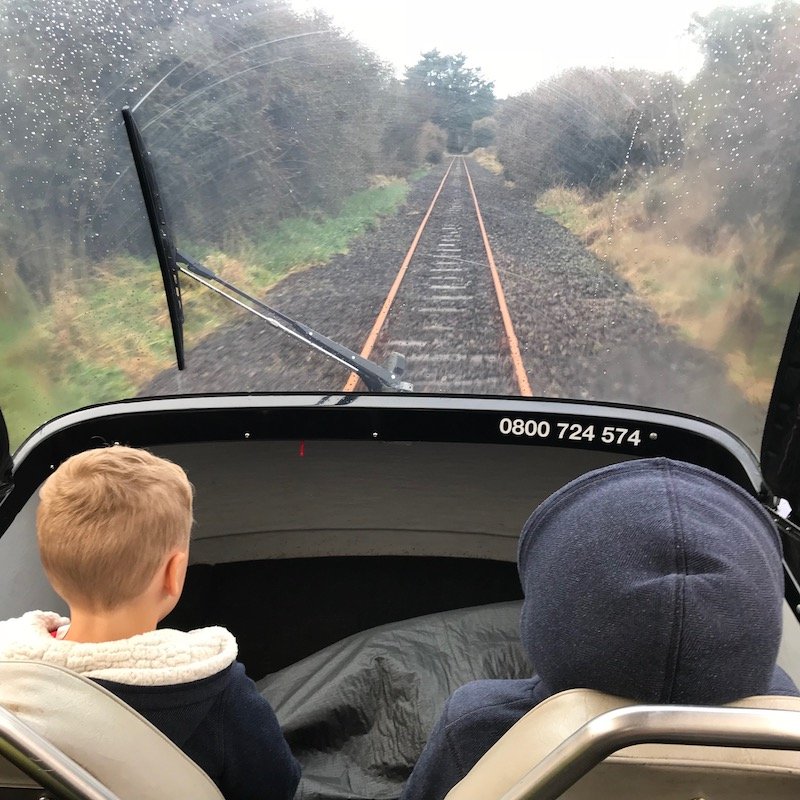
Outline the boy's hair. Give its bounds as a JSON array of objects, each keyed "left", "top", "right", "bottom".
[{"left": 36, "top": 446, "right": 193, "bottom": 611}]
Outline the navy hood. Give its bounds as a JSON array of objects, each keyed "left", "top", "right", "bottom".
[{"left": 518, "top": 458, "right": 787, "bottom": 705}]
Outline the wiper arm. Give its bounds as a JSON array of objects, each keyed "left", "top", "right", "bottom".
[
  {"left": 122, "top": 106, "right": 411, "bottom": 392},
  {"left": 177, "top": 253, "right": 411, "bottom": 392}
]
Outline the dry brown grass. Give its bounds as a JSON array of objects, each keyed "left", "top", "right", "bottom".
[
  {"left": 203, "top": 252, "right": 250, "bottom": 287},
  {"left": 368, "top": 174, "right": 400, "bottom": 188},
  {"left": 537, "top": 168, "right": 797, "bottom": 409},
  {"left": 48, "top": 284, "right": 87, "bottom": 350},
  {"left": 537, "top": 186, "right": 592, "bottom": 231},
  {"left": 44, "top": 262, "right": 172, "bottom": 388},
  {"left": 724, "top": 350, "right": 774, "bottom": 407},
  {"left": 471, "top": 147, "right": 504, "bottom": 176}
]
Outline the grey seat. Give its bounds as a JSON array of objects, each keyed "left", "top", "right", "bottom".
[
  {"left": 0, "top": 660, "right": 224, "bottom": 799},
  {"left": 445, "top": 688, "right": 800, "bottom": 800}
]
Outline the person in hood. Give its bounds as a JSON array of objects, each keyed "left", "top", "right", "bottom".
[
  {"left": 0, "top": 445, "right": 300, "bottom": 800},
  {"left": 401, "top": 457, "right": 798, "bottom": 800}
]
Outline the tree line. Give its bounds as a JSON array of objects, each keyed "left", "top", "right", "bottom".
[
  {"left": 0, "top": 0, "right": 495, "bottom": 301},
  {"left": 7, "top": 0, "right": 791, "bottom": 312},
  {"left": 495, "top": 1, "right": 800, "bottom": 241}
]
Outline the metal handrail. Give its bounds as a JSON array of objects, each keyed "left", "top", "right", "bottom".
[
  {"left": 0, "top": 705, "right": 121, "bottom": 800},
  {"left": 500, "top": 704, "right": 800, "bottom": 800}
]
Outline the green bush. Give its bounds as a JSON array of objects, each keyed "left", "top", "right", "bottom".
[{"left": 471, "top": 116, "right": 497, "bottom": 148}]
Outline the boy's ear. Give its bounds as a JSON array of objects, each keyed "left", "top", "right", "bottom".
[{"left": 163, "top": 549, "right": 189, "bottom": 598}]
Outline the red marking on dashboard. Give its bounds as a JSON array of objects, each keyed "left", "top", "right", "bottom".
[{"left": 299, "top": 440, "right": 305, "bottom": 457}]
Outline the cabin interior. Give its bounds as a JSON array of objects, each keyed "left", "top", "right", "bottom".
[{"left": 3, "top": 402, "right": 800, "bottom": 798}]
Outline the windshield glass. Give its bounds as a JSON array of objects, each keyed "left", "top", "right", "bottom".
[{"left": 2, "top": 0, "right": 799, "bottom": 451}]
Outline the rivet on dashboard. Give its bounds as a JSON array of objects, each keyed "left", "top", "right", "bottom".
[
  {"left": 372, "top": 432, "right": 379, "bottom": 439},
  {"left": 649, "top": 432, "right": 658, "bottom": 441},
  {"left": 244, "top": 432, "right": 251, "bottom": 439}
]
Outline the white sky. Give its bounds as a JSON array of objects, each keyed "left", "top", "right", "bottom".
[{"left": 288, "top": 0, "right": 772, "bottom": 96}]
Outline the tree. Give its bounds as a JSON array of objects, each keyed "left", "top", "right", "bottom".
[
  {"left": 685, "top": 2, "right": 800, "bottom": 331},
  {"left": 687, "top": 2, "right": 800, "bottom": 234},
  {"left": 0, "top": 0, "right": 406, "bottom": 296},
  {"left": 404, "top": 50, "right": 495, "bottom": 152},
  {"left": 471, "top": 116, "right": 497, "bottom": 149},
  {"left": 496, "top": 68, "right": 683, "bottom": 197}
]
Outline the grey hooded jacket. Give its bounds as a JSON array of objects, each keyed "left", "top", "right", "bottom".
[{"left": 400, "top": 458, "right": 798, "bottom": 800}]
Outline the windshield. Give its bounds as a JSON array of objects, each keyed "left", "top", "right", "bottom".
[{"left": 1, "top": 0, "right": 798, "bottom": 451}]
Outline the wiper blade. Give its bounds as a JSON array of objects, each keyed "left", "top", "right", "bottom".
[
  {"left": 122, "top": 107, "right": 185, "bottom": 369},
  {"left": 122, "top": 106, "right": 411, "bottom": 393},
  {"left": 0, "top": 408, "right": 12, "bottom": 506}
]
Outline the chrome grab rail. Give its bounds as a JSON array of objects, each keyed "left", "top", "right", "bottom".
[
  {"left": 0, "top": 705, "right": 121, "bottom": 800},
  {"left": 500, "top": 704, "right": 800, "bottom": 800}
]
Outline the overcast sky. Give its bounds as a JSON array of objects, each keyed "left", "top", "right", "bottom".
[{"left": 288, "top": 0, "right": 772, "bottom": 96}]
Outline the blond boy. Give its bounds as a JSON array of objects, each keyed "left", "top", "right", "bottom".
[{"left": 0, "top": 446, "right": 300, "bottom": 800}]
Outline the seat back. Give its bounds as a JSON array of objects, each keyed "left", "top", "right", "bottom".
[
  {"left": 445, "top": 688, "right": 800, "bottom": 800},
  {"left": 0, "top": 660, "right": 224, "bottom": 799}
]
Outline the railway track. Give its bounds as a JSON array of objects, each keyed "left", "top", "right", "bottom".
[{"left": 343, "top": 156, "right": 533, "bottom": 396}]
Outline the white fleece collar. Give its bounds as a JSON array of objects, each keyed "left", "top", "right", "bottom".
[{"left": 0, "top": 611, "right": 237, "bottom": 686}]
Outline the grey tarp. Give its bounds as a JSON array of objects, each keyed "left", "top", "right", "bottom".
[{"left": 257, "top": 601, "right": 530, "bottom": 800}]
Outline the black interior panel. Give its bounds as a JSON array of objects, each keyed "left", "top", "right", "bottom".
[{"left": 164, "top": 556, "right": 522, "bottom": 678}]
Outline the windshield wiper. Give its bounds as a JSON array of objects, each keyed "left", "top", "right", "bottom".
[
  {"left": 121, "top": 106, "right": 411, "bottom": 392},
  {"left": 177, "top": 252, "right": 411, "bottom": 391}
]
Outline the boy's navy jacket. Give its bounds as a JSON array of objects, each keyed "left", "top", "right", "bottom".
[
  {"left": 0, "top": 614, "right": 300, "bottom": 800},
  {"left": 97, "top": 662, "right": 300, "bottom": 800},
  {"left": 401, "top": 458, "right": 799, "bottom": 800}
]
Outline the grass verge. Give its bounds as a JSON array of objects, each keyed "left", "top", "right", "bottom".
[
  {"left": 1, "top": 178, "right": 410, "bottom": 450},
  {"left": 537, "top": 181, "right": 798, "bottom": 408},
  {"left": 470, "top": 147, "right": 504, "bottom": 176}
]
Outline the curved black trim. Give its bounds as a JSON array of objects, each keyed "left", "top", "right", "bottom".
[
  {"left": 762, "top": 289, "right": 800, "bottom": 510},
  {"left": 1, "top": 393, "right": 763, "bottom": 535}
]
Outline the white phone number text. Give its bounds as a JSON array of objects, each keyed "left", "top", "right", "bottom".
[{"left": 499, "top": 418, "right": 642, "bottom": 447}]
